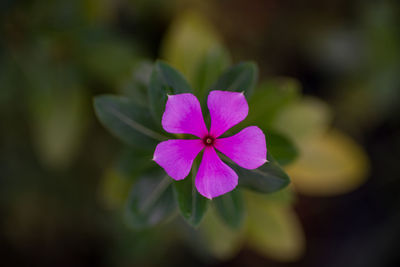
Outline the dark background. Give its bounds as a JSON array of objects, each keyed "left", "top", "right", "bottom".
[{"left": 1, "top": 0, "right": 399, "bottom": 266}]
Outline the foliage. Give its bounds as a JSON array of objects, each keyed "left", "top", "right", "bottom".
[
  {"left": 0, "top": 1, "right": 377, "bottom": 265},
  {"left": 94, "top": 10, "right": 369, "bottom": 262},
  {"left": 94, "top": 58, "right": 294, "bottom": 230}
]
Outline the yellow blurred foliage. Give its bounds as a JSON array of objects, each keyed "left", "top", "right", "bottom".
[
  {"left": 161, "top": 10, "right": 229, "bottom": 85},
  {"left": 200, "top": 207, "right": 244, "bottom": 260},
  {"left": 272, "top": 97, "right": 333, "bottom": 143},
  {"left": 200, "top": 189, "right": 304, "bottom": 262},
  {"left": 273, "top": 97, "right": 369, "bottom": 196},
  {"left": 161, "top": 10, "right": 369, "bottom": 263},
  {"left": 286, "top": 130, "right": 369, "bottom": 196},
  {"left": 245, "top": 191, "right": 305, "bottom": 261},
  {"left": 30, "top": 87, "right": 88, "bottom": 169}
]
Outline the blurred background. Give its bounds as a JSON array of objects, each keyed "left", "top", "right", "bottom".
[{"left": 1, "top": 0, "right": 400, "bottom": 266}]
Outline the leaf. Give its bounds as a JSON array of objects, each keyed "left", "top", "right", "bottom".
[
  {"left": 235, "top": 153, "right": 290, "bottom": 194},
  {"left": 15, "top": 41, "right": 88, "bottom": 169},
  {"left": 246, "top": 191, "right": 305, "bottom": 261},
  {"left": 119, "top": 60, "right": 153, "bottom": 107},
  {"left": 173, "top": 181, "right": 209, "bottom": 227},
  {"left": 213, "top": 188, "right": 245, "bottom": 229},
  {"left": 148, "top": 60, "right": 193, "bottom": 123},
  {"left": 210, "top": 61, "right": 258, "bottom": 97},
  {"left": 29, "top": 86, "right": 88, "bottom": 169},
  {"left": 192, "top": 46, "right": 231, "bottom": 99},
  {"left": 125, "top": 169, "right": 177, "bottom": 229},
  {"left": 94, "top": 95, "right": 164, "bottom": 148},
  {"left": 200, "top": 207, "right": 244, "bottom": 260},
  {"left": 267, "top": 130, "right": 299, "bottom": 166},
  {"left": 263, "top": 188, "right": 295, "bottom": 204},
  {"left": 247, "top": 78, "right": 301, "bottom": 128},
  {"left": 173, "top": 162, "right": 209, "bottom": 227},
  {"left": 22, "top": 54, "right": 88, "bottom": 169},
  {"left": 161, "top": 11, "right": 230, "bottom": 85},
  {"left": 115, "top": 148, "right": 155, "bottom": 180},
  {"left": 286, "top": 130, "right": 369, "bottom": 196},
  {"left": 272, "top": 97, "right": 332, "bottom": 144}
]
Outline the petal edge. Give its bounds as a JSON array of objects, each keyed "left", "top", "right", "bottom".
[
  {"left": 214, "top": 126, "right": 267, "bottom": 169},
  {"left": 195, "top": 147, "right": 238, "bottom": 199},
  {"left": 162, "top": 93, "right": 208, "bottom": 137},
  {"left": 208, "top": 90, "right": 249, "bottom": 137},
  {"left": 153, "top": 139, "right": 204, "bottom": 180}
]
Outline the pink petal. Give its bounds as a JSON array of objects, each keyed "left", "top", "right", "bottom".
[
  {"left": 162, "top": 93, "right": 208, "bottom": 138},
  {"left": 214, "top": 126, "right": 267, "bottom": 169},
  {"left": 208, "top": 90, "right": 249, "bottom": 137},
  {"left": 153, "top": 139, "right": 204, "bottom": 180},
  {"left": 195, "top": 147, "right": 238, "bottom": 199}
]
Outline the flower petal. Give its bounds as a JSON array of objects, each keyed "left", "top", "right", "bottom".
[
  {"left": 214, "top": 126, "right": 267, "bottom": 169},
  {"left": 153, "top": 139, "right": 204, "bottom": 180},
  {"left": 195, "top": 147, "right": 238, "bottom": 199},
  {"left": 162, "top": 93, "right": 208, "bottom": 137},
  {"left": 208, "top": 90, "right": 249, "bottom": 137}
]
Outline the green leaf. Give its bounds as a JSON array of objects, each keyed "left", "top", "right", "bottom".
[
  {"left": 125, "top": 169, "right": 177, "bottom": 229},
  {"left": 267, "top": 131, "right": 299, "bottom": 166},
  {"left": 235, "top": 154, "right": 290, "bottom": 194},
  {"left": 173, "top": 164, "right": 210, "bottom": 227},
  {"left": 115, "top": 148, "right": 155, "bottom": 180},
  {"left": 200, "top": 207, "right": 244, "bottom": 260},
  {"left": 286, "top": 130, "right": 369, "bottom": 196},
  {"left": 246, "top": 192, "right": 305, "bottom": 261},
  {"left": 21, "top": 53, "right": 88, "bottom": 169},
  {"left": 149, "top": 60, "right": 193, "bottom": 123},
  {"left": 29, "top": 85, "right": 87, "bottom": 169},
  {"left": 161, "top": 10, "right": 230, "bottom": 84},
  {"left": 119, "top": 60, "right": 153, "bottom": 107},
  {"left": 210, "top": 61, "right": 258, "bottom": 97},
  {"left": 94, "top": 95, "right": 164, "bottom": 148},
  {"left": 247, "top": 78, "right": 300, "bottom": 129},
  {"left": 272, "top": 97, "right": 332, "bottom": 144},
  {"left": 213, "top": 189, "right": 245, "bottom": 229},
  {"left": 192, "top": 46, "right": 231, "bottom": 99},
  {"left": 15, "top": 41, "right": 88, "bottom": 169},
  {"left": 263, "top": 188, "right": 295, "bottom": 204}
]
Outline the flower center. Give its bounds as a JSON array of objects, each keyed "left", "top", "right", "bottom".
[{"left": 203, "top": 136, "right": 215, "bottom": 146}]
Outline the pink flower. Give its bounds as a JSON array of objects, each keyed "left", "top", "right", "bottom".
[{"left": 153, "top": 90, "right": 267, "bottom": 199}]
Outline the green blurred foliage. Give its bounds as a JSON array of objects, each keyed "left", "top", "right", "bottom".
[
  {"left": 93, "top": 9, "right": 298, "bottom": 263},
  {"left": 2, "top": 0, "right": 147, "bottom": 169},
  {"left": 95, "top": 55, "right": 293, "bottom": 232},
  {"left": 173, "top": 161, "right": 210, "bottom": 227},
  {"left": 0, "top": 0, "right": 397, "bottom": 266}
]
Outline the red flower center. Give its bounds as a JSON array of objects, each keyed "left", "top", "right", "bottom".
[{"left": 203, "top": 136, "right": 215, "bottom": 146}]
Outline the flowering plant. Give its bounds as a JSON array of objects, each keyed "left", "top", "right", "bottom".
[
  {"left": 93, "top": 12, "right": 369, "bottom": 262},
  {"left": 94, "top": 60, "right": 292, "bottom": 228},
  {"left": 153, "top": 91, "right": 267, "bottom": 199}
]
